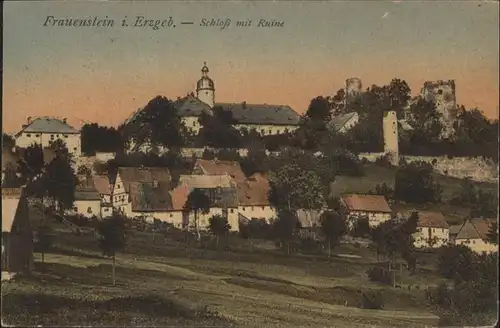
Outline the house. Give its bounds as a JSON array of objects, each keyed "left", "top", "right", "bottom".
[
  {"left": 328, "top": 112, "right": 359, "bottom": 134},
  {"left": 70, "top": 176, "right": 103, "bottom": 218},
  {"left": 411, "top": 211, "right": 450, "bottom": 248},
  {"left": 2, "top": 188, "right": 34, "bottom": 280},
  {"left": 192, "top": 159, "right": 277, "bottom": 223},
  {"left": 454, "top": 218, "right": 498, "bottom": 254},
  {"left": 179, "top": 174, "right": 239, "bottom": 232},
  {"left": 111, "top": 167, "right": 171, "bottom": 217},
  {"left": 91, "top": 175, "right": 113, "bottom": 217},
  {"left": 296, "top": 209, "right": 324, "bottom": 239},
  {"left": 15, "top": 117, "right": 81, "bottom": 157},
  {"left": 237, "top": 174, "right": 277, "bottom": 223},
  {"left": 339, "top": 194, "right": 392, "bottom": 229},
  {"left": 128, "top": 180, "right": 189, "bottom": 228},
  {"left": 123, "top": 63, "right": 301, "bottom": 139}
]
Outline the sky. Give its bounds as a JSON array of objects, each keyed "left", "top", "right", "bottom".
[{"left": 3, "top": 0, "right": 499, "bottom": 133}]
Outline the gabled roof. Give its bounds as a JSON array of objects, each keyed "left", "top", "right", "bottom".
[
  {"left": 456, "top": 218, "right": 497, "bottom": 241},
  {"left": 92, "top": 175, "right": 112, "bottom": 195},
  {"left": 17, "top": 117, "right": 79, "bottom": 135},
  {"left": 340, "top": 194, "right": 391, "bottom": 213},
  {"left": 239, "top": 173, "right": 271, "bottom": 206},
  {"left": 329, "top": 112, "right": 358, "bottom": 132},
  {"left": 216, "top": 102, "right": 301, "bottom": 126},
  {"left": 2, "top": 188, "right": 30, "bottom": 233},
  {"left": 193, "top": 159, "right": 246, "bottom": 183},
  {"left": 129, "top": 181, "right": 172, "bottom": 212},
  {"left": 449, "top": 225, "right": 462, "bottom": 236},
  {"left": 116, "top": 167, "right": 171, "bottom": 193},
  {"left": 414, "top": 211, "right": 449, "bottom": 229},
  {"left": 174, "top": 95, "right": 212, "bottom": 117},
  {"left": 179, "top": 174, "right": 236, "bottom": 190},
  {"left": 74, "top": 190, "right": 102, "bottom": 201}
]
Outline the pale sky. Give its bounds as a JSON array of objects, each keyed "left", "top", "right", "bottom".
[{"left": 3, "top": 0, "right": 499, "bottom": 133}]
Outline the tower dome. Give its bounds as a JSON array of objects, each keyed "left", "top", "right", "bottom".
[{"left": 196, "top": 62, "right": 215, "bottom": 107}]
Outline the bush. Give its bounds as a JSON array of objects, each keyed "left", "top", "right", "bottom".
[
  {"left": 375, "top": 154, "right": 393, "bottom": 168},
  {"left": 361, "top": 290, "right": 384, "bottom": 309},
  {"left": 366, "top": 267, "right": 391, "bottom": 285},
  {"left": 298, "top": 237, "right": 324, "bottom": 255}
]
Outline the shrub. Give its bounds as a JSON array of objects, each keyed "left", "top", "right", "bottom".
[
  {"left": 375, "top": 154, "right": 393, "bottom": 168},
  {"left": 366, "top": 267, "right": 391, "bottom": 285},
  {"left": 361, "top": 290, "right": 384, "bottom": 309}
]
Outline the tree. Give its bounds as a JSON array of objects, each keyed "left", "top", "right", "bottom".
[
  {"left": 486, "top": 221, "right": 498, "bottom": 245},
  {"left": 17, "top": 144, "right": 45, "bottom": 188},
  {"left": 197, "top": 107, "right": 242, "bottom": 148},
  {"left": 394, "top": 160, "right": 442, "bottom": 204},
  {"left": 43, "top": 146, "right": 78, "bottom": 212},
  {"left": 81, "top": 123, "right": 123, "bottom": 155},
  {"left": 184, "top": 189, "right": 211, "bottom": 241},
  {"left": 77, "top": 165, "right": 92, "bottom": 176},
  {"left": 387, "top": 78, "right": 411, "bottom": 116},
  {"left": 437, "top": 244, "right": 478, "bottom": 281},
  {"left": 320, "top": 211, "right": 346, "bottom": 257},
  {"left": 2, "top": 133, "right": 15, "bottom": 149},
  {"left": 305, "top": 96, "right": 332, "bottom": 122},
  {"left": 2, "top": 163, "right": 21, "bottom": 188},
  {"left": 35, "top": 224, "right": 55, "bottom": 266},
  {"left": 208, "top": 215, "right": 231, "bottom": 247},
  {"left": 268, "top": 162, "right": 325, "bottom": 212},
  {"left": 96, "top": 213, "right": 128, "bottom": 286},
  {"left": 240, "top": 137, "right": 269, "bottom": 177},
  {"left": 272, "top": 210, "right": 300, "bottom": 255}
]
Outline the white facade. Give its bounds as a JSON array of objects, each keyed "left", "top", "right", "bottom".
[
  {"left": 186, "top": 207, "right": 239, "bottom": 232},
  {"left": 413, "top": 226, "right": 450, "bottom": 248},
  {"left": 15, "top": 132, "right": 81, "bottom": 157},
  {"left": 233, "top": 124, "right": 299, "bottom": 136},
  {"left": 344, "top": 210, "right": 391, "bottom": 230},
  {"left": 454, "top": 238, "right": 497, "bottom": 254},
  {"left": 238, "top": 205, "right": 276, "bottom": 223},
  {"left": 134, "top": 211, "right": 184, "bottom": 229},
  {"left": 111, "top": 173, "right": 130, "bottom": 215},
  {"left": 69, "top": 199, "right": 102, "bottom": 218}
]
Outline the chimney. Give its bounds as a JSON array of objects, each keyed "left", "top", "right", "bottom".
[
  {"left": 242, "top": 101, "right": 247, "bottom": 109},
  {"left": 27, "top": 117, "right": 32, "bottom": 124},
  {"left": 63, "top": 118, "right": 67, "bottom": 124}
]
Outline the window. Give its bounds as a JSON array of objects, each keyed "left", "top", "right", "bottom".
[
  {"left": 230, "top": 209, "right": 234, "bottom": 213},
  {"left": 262, "top": 206, "right": 265, "bottom": 210},
  {"left": 26, "top": 133, "right": 31, "bottom": 137},
  {"left": 192, "top": 121, "right": 196, "bottom": 127},
  {"left": 87, "top": 207, "right": 92, "bottom": 213},
  {"left": 50, "top": 134, "right": 55, "bottom": 140},
  {"left": 36, "top": 134, "right": 41, "bottom": 137},
  {"left": 268, "top": 129, "right": 272, "bottom": 134},
  {"left": 170, "top": 214, "right": 173, "bottom": 217},
  {"left": 242, "top": 207, "right": 245, "bottom": 211},
  {"left": 432, "top": 228, "right": 435, "bottom": 233},
  {"left": 117, "top": 184, "right": 121, "bottom": 189},
  {"left": 64, "top": 135, "right": 68, "bottom": 138},
  {"left": 72, "top": 207, "right": 77, "bottom": 212},
  {"left": 104, "top": 208, "right": 109, "bottom": 212},
  {"left": 73, "top": 147, "right": 77, "bottom": 151},
  {"left": 472, "top": 240, "right": 476, "bottom": 244}
]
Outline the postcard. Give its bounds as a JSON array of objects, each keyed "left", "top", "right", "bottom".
[{"left": 2, "top": 1, "right": 498, "bottom": 327}]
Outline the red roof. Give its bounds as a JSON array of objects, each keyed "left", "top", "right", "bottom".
[
  {"left": 170, "top": 182, "right": 189, "bottom": 210},
  {"left": 92, "top": 175, "right": 112, "bottom": 195},
  {"left": 415, "top": 211, "right": 449, "bottom": 229},
  {"left": 341, "top": 194, "right": 391, "bottom": 213}
]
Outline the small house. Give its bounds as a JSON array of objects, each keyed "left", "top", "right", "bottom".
[
  {"left": 454, "top": 218, "right": 497, "bottom": 254},
  {"left": 411, "top": 211, "right": 450, "bottom": 248},
  {"left": 339, "top": 194, "right": 392, "bottom": 229}
]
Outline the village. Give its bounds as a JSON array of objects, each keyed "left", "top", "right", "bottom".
[{"left": 1, "top": 63, "right": 498, "bottom": 327}]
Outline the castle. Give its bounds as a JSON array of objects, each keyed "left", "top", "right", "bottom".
[{"left": 125, "top": 63, "right": 301, "bottom": 137}]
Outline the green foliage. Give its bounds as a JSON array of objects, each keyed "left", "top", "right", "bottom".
[
  {"left": 214, "top": 149, "right": 241, "bottom": 162},
  {"left": 366, "top": 267, "right": 391, "bottom": 285},
  {"left": 184, "top": 189, "right": 211, "bottom": 238},
  {"left": 486, "top": 222, "right": 498, "bottom": 245},
  {"left": 320, "top": 211, "right": 346, "bottom": 254},
  {"left": 201, "top": 149, "right": 216, "bottom": 160},
  {"left": 450, "top": 178, "right": 498, "bottom": 218},
  {"left": 437, "top": 245, "right": 479, "bottom": 281},
  {"left": 361, "top": 290, "right": 385, "bottom": 310},
  {"left": 305, "top": 96, "right": 332, "bottom": 122},
  {"left": 81, "top": 123, "right": 123, "bottom": 155},
  {"left": 239, "top": 139, "right": 269, "bottom": 177},
  {"left": 43, "top": 149, "right": 78, "bottom": 212},
  {"left": 367, "top": 183, "right": 394, "bottom": 202},
  {"left": 17, "top": 143, "right": 45, "bottom": 188},
  {"left": 197, "top": 107, "right": 242, "bottom": 148},
  {"left": 2, "top": 133, "right": 15, "bottom": 149},
  {"left": 239, "top": 218, "right": 272, "bottom": 240},
  {"left": 208, "top": 215, "right": 231, "bottom": 240},
  {"left": 121, "top": 96, "right": 187, "bottom": 148},
  {"left": 77, "top": 165, "right": 92, "bottom": 176},
  {"left": 394, "top": 160, "right": 442, "bottom": 204},
  {"left": 272, "top": 210, "right": 301, "bottom": 253},
  {"left": 429, "top": 250, "right": 498, "bottom": 326},
  {"left": 268, "top": 161, "right": 325, "bottom": 212},
  {"left": 96, "top": 213, "right": 128, "bottom": 258},
  {"left": 35, "top": 224, "right": 55, "bottom": 264}
]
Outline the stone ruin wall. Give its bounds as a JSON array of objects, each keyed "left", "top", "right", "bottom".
[{"left": 358, "top": 153, "right": 498, "bottom": 183}]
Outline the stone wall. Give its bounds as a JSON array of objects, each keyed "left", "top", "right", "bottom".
[{"left": 358, "top": 153, "right": 498, "bottom": 183}]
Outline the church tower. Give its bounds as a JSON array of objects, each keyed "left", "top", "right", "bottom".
[
  {"left": 196, "top": 62, "right": 215, "bottom": 108},
  {"left": 383, "top": 110, "right": 399, "bottom": 166}
]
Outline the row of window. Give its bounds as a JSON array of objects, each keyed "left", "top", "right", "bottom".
[
  {"left": 241, "top": 206, "right": 267, "bottom": 211},
  {"left": 25, "top": 133, "right": 69, "bottom": 139},
  {"left": 417, "top": 227, "right": 447, "bottom": 233}
]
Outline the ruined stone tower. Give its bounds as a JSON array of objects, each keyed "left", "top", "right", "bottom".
[
  {"left": 421, "top": 80, "right": 457, "bottom": 137},
  {"left": 345, "top": 77, "right": 362, "bottom": 106},
  {"left": 383, "top": 110, "right": 399, "bottom": 165}
]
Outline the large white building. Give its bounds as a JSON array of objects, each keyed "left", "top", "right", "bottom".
[
  {"left": 124, "top": 63, "right": 301, "bottom": 137},
  {"left": 15, "top": 117, "right": 81, "bottom": 157}
]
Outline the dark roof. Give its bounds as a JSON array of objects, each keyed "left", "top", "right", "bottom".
[
  {"left": 216, "top": 102, "right": 301, "bottom": 126},
  {"left": 117, "top": 167, "right": 171, "bottom": 193},
  {"left": 413, "top": 211, "right": 449, "bottom": 229},
  {"left": 17, "top": 117, "right": 79, "bottom": 134},
  {"left": 329, "top": 112, "right": 358, "bottom": 132},
  {"left": 129, "top": 181, "right": 173, "bottom": 212},
  {"left": 75, "top": 190, "right": 102, "bottom": 201},
  {"left": 174, "top": 95, "right": 212, "bottom": 117},
  {"left": 455, "top": 218, "right": 496, "bottom": 241}
]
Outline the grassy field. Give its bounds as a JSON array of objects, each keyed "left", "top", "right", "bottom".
[
  {"left": 2, "top": 213, "right": 447, "bottom": 327},
  {"left": 330, "top": 163, "right": 497, "bottom": 224}
]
